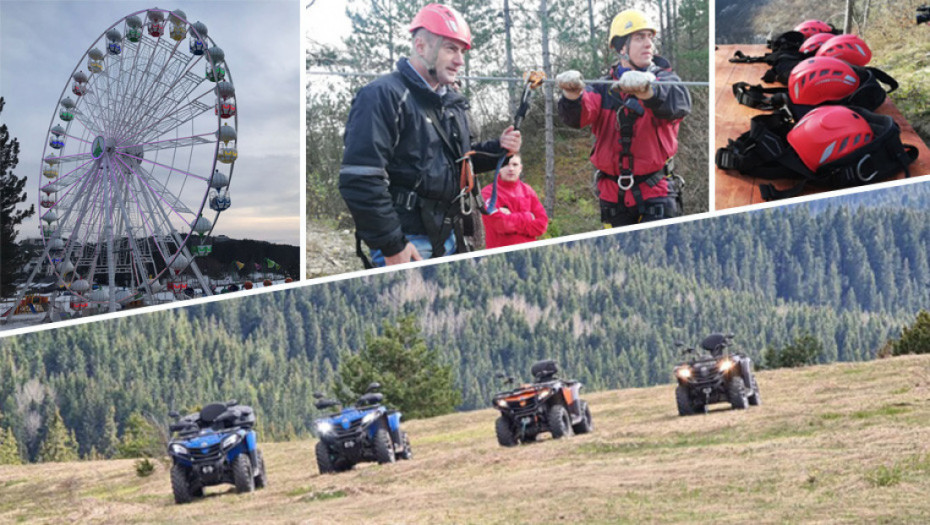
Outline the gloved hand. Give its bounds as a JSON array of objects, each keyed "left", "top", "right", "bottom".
[
  {"left": 616, "top": 70, "right": 656, "bottom": 99},
  {"left": 556, "top": 70, "right": 585, "bottom": 100}
]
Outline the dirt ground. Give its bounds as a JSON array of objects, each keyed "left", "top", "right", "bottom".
[{"left": 306, "top": 220, "right": 361, "bottom": 278}]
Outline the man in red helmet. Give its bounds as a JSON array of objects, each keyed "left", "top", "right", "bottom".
[
  {"left": 339, "top": 4, "right": 521, "bottom": 267},
  {"left": 556, "top": 9, "right": 691, "bottom": 227}
]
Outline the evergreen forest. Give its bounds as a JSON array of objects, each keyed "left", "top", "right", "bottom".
[{"left": 1, "top": 182, "right": 929, "bottom": 462}]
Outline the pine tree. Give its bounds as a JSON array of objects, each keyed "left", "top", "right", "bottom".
[
  {"left": 0, "top": 426, "right": 22, "bottom": 465},
  {"left": 0, "top": 97, "right": 36, "bottom": 297},
  {"left": 38, "top": 407, "right": 78, "bottom": 463},
  {"left": 338, "top": 315, "right": 461, "bottom": 419},
  {"left": 98, "top": 406, "right": 118, "bottom": 458},
  {"left": 892, "top": 310, "right": 930, "bottom": 356},
  {"left": 117, "top": 412, "right": 160, "bottom": 459}
]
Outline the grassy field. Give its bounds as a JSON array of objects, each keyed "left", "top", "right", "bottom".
[{"left": 2, "top": 354, "right": 929, "bottom": 524}]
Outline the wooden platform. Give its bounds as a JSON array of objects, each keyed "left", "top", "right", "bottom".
[{"left": 714, "top": 44, "right": 930, "bottom": 210}]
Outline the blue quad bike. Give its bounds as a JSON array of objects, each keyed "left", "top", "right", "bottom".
[
  {"left": 167, "top": 401, "right": 267, "bottom": 504},
  {"left": 313, "top": 382, "right": 412, "bottom": 473}
]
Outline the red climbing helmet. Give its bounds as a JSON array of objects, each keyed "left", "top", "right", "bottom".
[
  {"left": 788, "top": 106, "right": 873, "bottom": 171},
  {"left": 799, "top": 32, "right": 834, "bottom": 54},
  {"left": 788, "top": 57, "right": 860, "bottom": 105},
  {"left": 409, "top": 4, "right": 472, "bottom": 49},
  {"left": 794, "top": 20, "right": 835, "bottom": 38},
  {"left": 815, "top": 34, "right": 872, "bottom": 67}
]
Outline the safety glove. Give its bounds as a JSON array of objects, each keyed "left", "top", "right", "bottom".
[
  {"left": 616, "top": 70, "right": 656, "bottom": 99},
  {"left": 556, "top": 70, "right": 585, "bottom": 100}
]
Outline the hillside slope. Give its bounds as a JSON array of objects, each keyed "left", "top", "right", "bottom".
[{"left": 2, "top": 355, "right": 929, "bottom": 523}]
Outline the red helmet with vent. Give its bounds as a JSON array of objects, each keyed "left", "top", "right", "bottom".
[
  {"left": 409, "top": 4, "right": 472, "bottom": 49},
  {"left": 799, "top": 32, "right": 834, "bottom": 54},
  {"left": 815, "top": 34, "right": 872, "bottom": 67},
  {"left": 788, "top": 57, "right": 860, "bottom": 105},
  {"left": 788, "top": 106, "right": 873, "bottom": 171},
  {"left": 794, "top": 20, "right": 834, "bottom": 38}
]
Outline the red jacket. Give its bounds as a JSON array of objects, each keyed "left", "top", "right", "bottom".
[
  {"left": 480, "top": 179, "right": 548, "bottom": 248},
  {"left": 558, "top": 57, "right": 691, "bottom": 206}
]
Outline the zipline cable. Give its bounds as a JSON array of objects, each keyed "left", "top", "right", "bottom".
[{"left": 307, "top": 70, "right": 709, "bottom": 86}]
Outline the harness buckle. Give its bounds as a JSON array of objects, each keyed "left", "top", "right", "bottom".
[{"left": 855, "top": 154, "right": 878, "bottom": 182}]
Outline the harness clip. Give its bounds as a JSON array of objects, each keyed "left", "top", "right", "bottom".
[
  {"left": 618, "top": 173, "right": 635, "bottom": 191},
  {"left": 855, "top": 154, "right": 878, "bottom": 182}
]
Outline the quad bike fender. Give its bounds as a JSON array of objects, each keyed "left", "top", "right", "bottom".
[
  {"left": 386, "top": 412, "right": 402, "bottom": 433},
  {"left": 245, "top": 430, "right": 258, "bottom": 452},
  {"left": 563, "top": 383, "right": 584, "bottom": 416},
  {"left": 739, "top": 358, "right": 754, "bottom": 391}
]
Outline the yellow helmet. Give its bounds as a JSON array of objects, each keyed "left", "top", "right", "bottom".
[{"left": 608, "top": 9, "right": 657, "bottom": 52}]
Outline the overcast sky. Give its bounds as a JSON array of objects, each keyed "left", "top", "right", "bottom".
[{"left": 1, "top": 0, "right": 301, "bottom": 246}]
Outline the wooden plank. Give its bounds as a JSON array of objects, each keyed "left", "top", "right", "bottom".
[{"left": 714, "top": 44, "right": 930, "bottom": 210}]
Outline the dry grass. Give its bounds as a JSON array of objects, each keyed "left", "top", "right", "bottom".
[{"left": 3, "top": 355, "right": 930, "bottom": 524}]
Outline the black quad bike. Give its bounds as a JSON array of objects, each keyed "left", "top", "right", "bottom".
[
  {"left": 673, "top": 333, "right": 761, "bottom": 416},
  {"left": 491, "top": 360, "right": 593, "bottom": 446},
  {"left": 312, "top": 382, "right": 412, "bottom": 474},
  {"left": 167, "top": 401, "right": 267, "bottom": 504}
]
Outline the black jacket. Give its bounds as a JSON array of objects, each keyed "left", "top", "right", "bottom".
[{"left": 339, "top": 58, "right": 505, "bottom": 257}]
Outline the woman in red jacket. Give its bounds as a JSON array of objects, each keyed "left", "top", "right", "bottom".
[{"left": 480, "top": 154, "right": 549, "bottom": 248}]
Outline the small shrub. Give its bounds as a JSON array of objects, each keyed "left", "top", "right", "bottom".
[
  {"left": 867, "top": 464, "right": 903, "bottom": 487},
  {"left": 135, "top": 458, "right": 156, "bottom": 477},
  {"left": 763, "top": 332, "right": 822, "bottom": 369}
]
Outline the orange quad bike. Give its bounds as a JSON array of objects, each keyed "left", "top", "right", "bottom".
[{"left": 491, "top": 360, "right": 593, "bottom": 447}]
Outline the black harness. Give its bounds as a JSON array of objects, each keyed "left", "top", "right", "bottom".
[
  {"left": 729, "top": 30, "right": 841, "bottom": 84},
  {"left": 716, "top": 107, "right": 917, "bottom": 200},
  {"left": 732, "top": 65, "right": 898, "bottom": 119}
]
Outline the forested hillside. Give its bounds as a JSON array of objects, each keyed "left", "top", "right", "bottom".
[{"left": 1, "top": 183, "right": 929, "bottom": 461}]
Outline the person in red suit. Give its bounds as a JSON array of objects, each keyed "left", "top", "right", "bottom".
[{"left": 480, "top": 154, "right": 548, "bottom": 248}]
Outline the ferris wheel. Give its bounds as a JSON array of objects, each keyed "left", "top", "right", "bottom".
[{"left": 24, "top": 8, "right": 238, "bottom": 314}]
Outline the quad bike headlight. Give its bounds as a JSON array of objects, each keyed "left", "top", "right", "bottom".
[
  {"left": 537, "top": 388, "right": 552, "bottom": 400},
  {"left": 361, "top": 411, "right": 379, "bottom": 426},
  {"left": 221, "top": 434, "right": 241, "bottom": 449},
  {"left": 719, "top": 359, "right": 734, "bottom": 372},
  {"left": 496, "top": 399, "right": 508, "bottom": 408},
  {"left": 676, "top": 367, "right": 691, "bottom": 380},
  {"left": 170, "top": 444, "right": 188, "bottom": 455},
  {"left": 316, "top": 421, "right": 334, "bottom": 435}
]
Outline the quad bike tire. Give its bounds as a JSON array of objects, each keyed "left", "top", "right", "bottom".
[
  {"left": 170, "top": 464, "right": 193, "bottom": 504},
  {"left": 676, "top": 385, "right": 695, "bottom": 416},
  {"left": 374, "top": 427, "right": 396, "bottom": 464},
  {"left": 548, "top": 403, "right": 574, "bottom": 439},
  {"left": 495, "top": 416, "right": 518, "bottom": 447},
  {"left": 572, "top": 400, "right": 594, "bottom": 434},
  {"left": 232, "top": 453, "right": 255, "bottom": 493},
  {"left": 315, "top": 440, "right": 335, "bottom": 474},
  {"left": 728, "top": 377, "right": 749, "bottom": 410},
  {"left": 399, "top": 431, "right": 413, "bottom": 460},
  {"left": 748, "top": 376, "right": 761, "bottom": 406},
  {"left": 254, "top": 449, "right": 268, "bottom": 489}
]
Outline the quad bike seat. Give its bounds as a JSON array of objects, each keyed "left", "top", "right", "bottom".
[
  {"left": 531, "top": 359, "right": 559, "bottom": 381},
  {"left": 199, "top": 403, "right": 227, "bottom": 424},
  {"left": 701, "top": 333, "right": 729, "bottom": 356}
]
